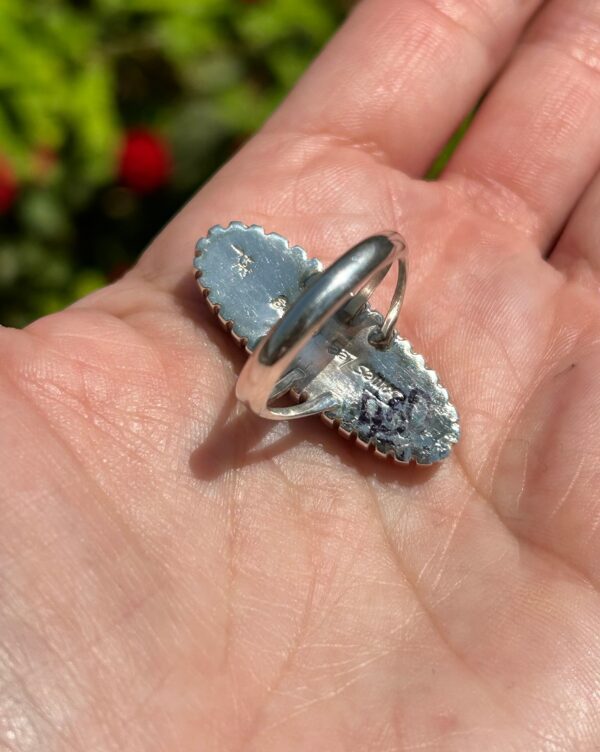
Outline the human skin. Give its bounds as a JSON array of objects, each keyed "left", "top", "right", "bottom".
[{"left": 1, "top": 0, "right": 600, "bottom": 750}]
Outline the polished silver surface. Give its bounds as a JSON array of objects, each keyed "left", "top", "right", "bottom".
[
  {"left": 194, "top": 222, "right": 460, "bottom": 464},
  {"left": 236, "top": 231, "right": 407, "bottom": 422},
  {"left": 194, "top": 222, "right": 322, "bottom": 351},
  {"left": 293, "top": 307, "right": 460, "bottom": 464}
]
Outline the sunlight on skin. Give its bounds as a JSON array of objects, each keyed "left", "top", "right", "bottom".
[{"left": 1, "top": 0, "right": 600, "bottom": 750}]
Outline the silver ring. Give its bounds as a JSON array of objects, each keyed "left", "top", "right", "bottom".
[{"left": 235, "top": 232, "right": 407, "bottom": 420}]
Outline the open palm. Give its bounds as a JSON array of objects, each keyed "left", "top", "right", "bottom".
[{"left": 2, "top": 1, "right": 600, "bottom": 749}]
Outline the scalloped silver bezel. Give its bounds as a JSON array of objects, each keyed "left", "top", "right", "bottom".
[{"left": 194, "top": 222, "right": 459, "bottom": 465}]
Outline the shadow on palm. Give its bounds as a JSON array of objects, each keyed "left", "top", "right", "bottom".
[
  {"left": 1, "top": 0, "right": 600, "bottom": 749},
  {"left": 173, "top": 270, "right": 441, "bottom": 485}
]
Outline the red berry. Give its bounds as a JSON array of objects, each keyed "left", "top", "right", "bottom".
[
  {"left": 118, "top": 129, "right": 172, "bottom": 193},
  {"left": 0, "top": 157, "right": 18, "bottom": 214}
]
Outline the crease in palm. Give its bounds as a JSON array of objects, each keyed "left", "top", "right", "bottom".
[{"left": 1, "top": 0, "right": 600, "bottom": 749}]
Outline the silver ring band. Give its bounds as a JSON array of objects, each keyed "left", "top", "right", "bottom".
[{"left": 235, "top": 231, "right": 407, "bottom": 420}]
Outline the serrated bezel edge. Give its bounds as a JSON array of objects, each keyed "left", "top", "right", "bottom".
[{"left": 194, "top": 223, "right": 459, "bottom": 465}]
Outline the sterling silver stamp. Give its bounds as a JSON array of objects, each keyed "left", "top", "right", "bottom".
[{"left": 194, "top": 222, "right": 460, "bottom": 465}]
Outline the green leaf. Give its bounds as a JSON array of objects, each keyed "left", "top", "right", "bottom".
[
  {"left": 72, "top": 269, "right": 107, "bottom": 300},
  {"left": 216, "top": 82, "right": 277, "bottom": 133},
  {"left": 237, "top": 0, "right": 338, "bottom": 49},
  {"left": 69, "top": 61, "right": 119, "bottom": 182},
  {"left": 18, "top": 190, "right": 70, "bottom": 242},
  {"left": 427, "top": 112, "right": 475, "bottom": 180}
]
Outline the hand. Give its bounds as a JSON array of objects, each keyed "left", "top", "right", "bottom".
[{"left": 2, "top": 1, "right": 600, "bottom": 749}]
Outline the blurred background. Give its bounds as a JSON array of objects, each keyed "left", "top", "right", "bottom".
[{"left": 0, "top": 0, "right": 462, "bottom": 327}]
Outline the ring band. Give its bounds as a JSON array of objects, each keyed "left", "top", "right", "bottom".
[{"left": 235, "top": 232, "right": 407, "bottom": 420}]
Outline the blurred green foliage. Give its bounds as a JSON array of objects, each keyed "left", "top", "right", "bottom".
[
  {"left": 0, "top": 0, "right": 349, "bottom": 325},
  {"left": 0, "top": 0, "right": 464, "bottom": 327}
]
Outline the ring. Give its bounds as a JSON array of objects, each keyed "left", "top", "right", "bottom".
[
  {"left": 194, "top": 222, "right": 459, "bottom": 464},
  {"left": 235, "top": 232, "right": 407, "bottom": 420}
]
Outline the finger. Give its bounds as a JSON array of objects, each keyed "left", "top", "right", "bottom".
[
  {"left": 549, "top": 170, "right": 600, "bottom": 287},
  {"left": 129, "top": 0, "right": 546, "bottom": 293},
  {"left": 443, "top": 0, "right": 600, "bottom": 249},
  {"left": 266, "top": 0, "right": 544, "bottom": 175}
]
